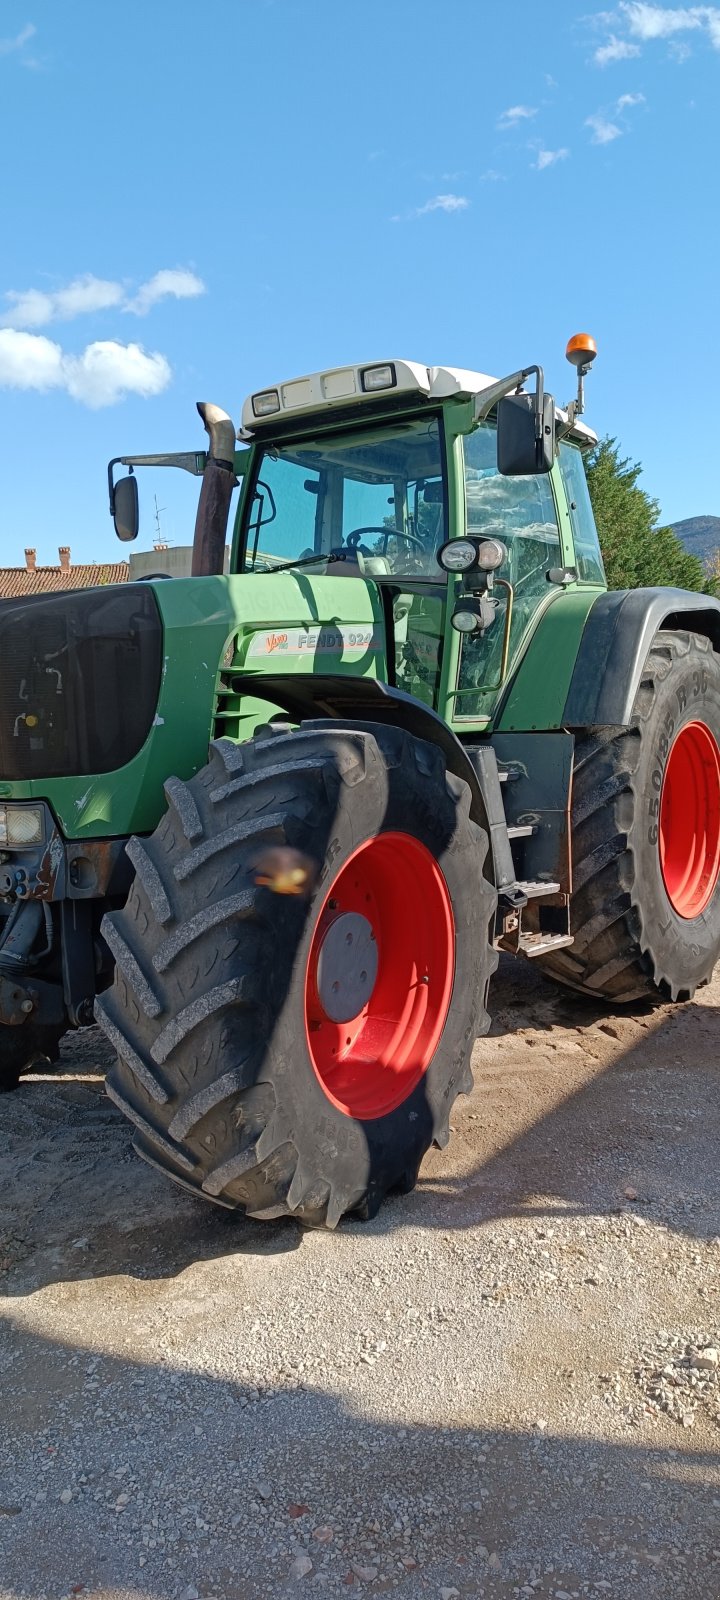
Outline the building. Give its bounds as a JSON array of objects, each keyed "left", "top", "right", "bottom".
[{"left": 0, "top": 547, "right": 129, "bottom": 599}]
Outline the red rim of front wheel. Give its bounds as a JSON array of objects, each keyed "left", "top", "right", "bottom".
[
  {"left": 659, "top": 720, "right": 720, "bottom": 919},
  {"left": 305, "top": 832, "right": 455, "bottom": 1120}
]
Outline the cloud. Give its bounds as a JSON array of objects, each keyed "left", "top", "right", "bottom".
[
  {"left": 1, "top": 275, "right": 125, "bottom": 329},
  {"left": 497, "top": 104, "right": 537, "bottom": 130},
  {"left": 534, "top": 147, "right": 570, "bottom": 169},
  {"left": 124, "top": 268, "right": 206, "bottom": 316},
  {"left": 0, "top": 328, "right": 63, "bottom": 390},
  {"left": 64, "top": 342, "right": 171, "bottom": 407},
  {"left": 586, "top": 90, "right": 645, "bottom": 143},
  {"left": 0, "top": 328, "right": 171, "bottom": 407},
  {"left": 620, "top": 2, "right": 708, "bottom": 38},
  {"left": 0, "top": 268, "right": 206, "bottom": 329},
  {"left": 586, "top": 112, "right": 623, "bottom": 142},
  {"left": 0, "top": 22, "right": 35, "bottom": 56},
  {"left": 594, "top": 32, "right": 642, "bottom": 62},
  {"left": 392, "top": 193, "right": 470, "bottom": 220}
]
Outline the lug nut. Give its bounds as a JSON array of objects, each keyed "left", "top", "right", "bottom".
[{"left": 20, "top": 999, "right": 34, "bottom": 1014}]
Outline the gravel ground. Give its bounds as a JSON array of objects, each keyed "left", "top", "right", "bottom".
[{"left": 2, "top": 957, "right": 720, "bottom": 1600}]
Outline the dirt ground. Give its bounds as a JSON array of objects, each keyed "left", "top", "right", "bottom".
[{"left": 2, "top": 957, "right": 720, "bottom": 1600}]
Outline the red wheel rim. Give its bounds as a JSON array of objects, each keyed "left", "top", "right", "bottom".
[
  {"left": 305, "top": 832, "right": 455, "bottom": 1119},
  {"left": 659, "top": 720, "right": 720, "bottom": 918}
]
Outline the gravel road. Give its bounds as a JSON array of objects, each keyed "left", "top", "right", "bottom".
[{"left": 2, "top": 958, "right": 719, "bottom": 1600}]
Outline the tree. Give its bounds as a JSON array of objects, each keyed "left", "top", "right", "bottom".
[{"left": 585, "top": 438, "right": 716, "bottom": 594}]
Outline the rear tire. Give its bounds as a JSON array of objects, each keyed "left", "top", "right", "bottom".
[
  {"left": 537, "top": 630, "right": 720, "bottom": 1003},
  {"left": 96, "top": 723, "right": 497, "bottom": 1227}
]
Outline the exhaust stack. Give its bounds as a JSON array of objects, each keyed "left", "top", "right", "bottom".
[{"left": 191, "top": 402, "right": 237, "bottom": 577}]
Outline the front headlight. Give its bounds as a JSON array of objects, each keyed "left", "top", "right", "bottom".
[{"left": 0, "top": 805, "right": 45, "bottom": 848}]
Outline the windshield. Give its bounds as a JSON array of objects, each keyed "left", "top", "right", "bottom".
[{"left": 241, "top": 415, "right": 447, "bottom": 580}]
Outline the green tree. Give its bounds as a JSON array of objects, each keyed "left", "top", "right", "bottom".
[{"left": 586, "top": 438, "right": 716, "bottom": 594}]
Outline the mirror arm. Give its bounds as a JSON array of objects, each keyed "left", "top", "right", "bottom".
[{"left": 473, "top": 364, "right": 545, "bottom": 430}]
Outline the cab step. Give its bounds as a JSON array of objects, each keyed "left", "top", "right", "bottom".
[
  {"left": 507, "top": 824, "right": 535, "bottom": 840},
  {"left": 515, "top": 879, "right": 560, "bottom": 898},
  {"left": 517, "top": 930, "right": 575, "bottom": 958}
]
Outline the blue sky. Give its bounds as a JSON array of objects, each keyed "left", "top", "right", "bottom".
[{"left": 0, "top": 0, "right": 718, "bottom": 565}]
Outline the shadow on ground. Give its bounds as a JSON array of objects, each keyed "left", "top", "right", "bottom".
[{"left": 1, "top": 1322, "right": 719, "bottom": 1600}]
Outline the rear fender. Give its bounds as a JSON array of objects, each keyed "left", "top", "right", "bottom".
[{"left": 563, "top": 588, "right": 720, "bottom": 728}]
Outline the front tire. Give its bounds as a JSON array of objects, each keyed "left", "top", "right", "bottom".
[
  {"left": 537, "top": 630, "right": 720, "bottom": 1003},
  {"left": 96, "top": 723, "right": 497, "bottom": 1227}
]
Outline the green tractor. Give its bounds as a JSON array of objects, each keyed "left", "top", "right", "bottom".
[{"left": 3, "top": 338, "right": 720, "bottom": 1226}]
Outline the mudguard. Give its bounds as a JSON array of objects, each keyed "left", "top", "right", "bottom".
[
  {"left": 230, "top": 671, "right": 486, "bottom": 817},
  {"left": 563, "top": 587, "right": 720, "bottom": 728}
]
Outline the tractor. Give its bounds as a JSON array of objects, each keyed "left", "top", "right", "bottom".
[{"left": 2, "top": 338, "right": 720, "bottom": 1227}]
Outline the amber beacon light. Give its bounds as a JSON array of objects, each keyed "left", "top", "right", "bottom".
[{"left": 564, "top": 333, "right": 598, "bottom": 421}]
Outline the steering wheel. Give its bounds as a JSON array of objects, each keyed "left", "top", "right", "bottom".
[{"left": 345, "top": 526, "right": 425, "bottom": 556}]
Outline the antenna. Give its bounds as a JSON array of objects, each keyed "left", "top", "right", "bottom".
[{"left": 153, "top": 494, "right": 172, "bottom": 551}]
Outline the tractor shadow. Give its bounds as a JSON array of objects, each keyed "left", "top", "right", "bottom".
[{"left": 1, "top": 1322, "right": 720, "bottom": 1599}]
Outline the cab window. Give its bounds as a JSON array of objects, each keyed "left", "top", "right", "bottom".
[
  {"left": 558, "top": 442, "right": 605, "bottom": 585},
  {"left": 242, "top": 416, "right": 447, "bottom": 580}
]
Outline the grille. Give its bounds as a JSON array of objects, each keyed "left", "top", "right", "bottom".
[{"left": 0, "top": 585, "right": 163, "bottom": 780}]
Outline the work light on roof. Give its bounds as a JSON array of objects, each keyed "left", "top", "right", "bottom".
[
  {"left": 360, "top": 364, "right": 397, "bottom": 393},
  {"left": 252, "top": 389, "right": 281, "bottom": 418}
]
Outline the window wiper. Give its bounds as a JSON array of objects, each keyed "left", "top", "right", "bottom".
[{"left": 261, "top": 548, "right": 351, "bottom": 575}]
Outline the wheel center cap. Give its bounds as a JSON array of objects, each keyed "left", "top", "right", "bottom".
[{"left": 316, "top": 911, "right": 379, "bottom": 1022}]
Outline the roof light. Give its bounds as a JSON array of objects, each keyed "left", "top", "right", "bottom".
[
  {"left": 252, "top": 389, "right": 281, "bottom": 418},
  {"left": 360, "top": 363, "right": 396, "bottom": 393}
]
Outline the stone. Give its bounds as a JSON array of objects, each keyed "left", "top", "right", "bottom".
[{"left": 290, "top": 1556, "right": 313, "bottom": 1580}]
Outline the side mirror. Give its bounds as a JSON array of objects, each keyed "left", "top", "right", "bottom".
[
  {"left": 112, "top": 473, "right": 139, "bottom": 542},
  {"left": 497, "top": 392, "right": 555, "bottom": 477}
]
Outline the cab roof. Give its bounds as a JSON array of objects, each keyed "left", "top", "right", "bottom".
[{"left": 239, "top": 359, "right": 598, "bottom": 447}]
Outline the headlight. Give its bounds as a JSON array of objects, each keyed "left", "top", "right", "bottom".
[
  {"left": 475, "top": 538, "right": 508, "bottom": 572},
  {"left": 0, "top": 805, "right": 45, "bottom": 848},
  {"left": 437, "top": 538, "right": 479, "bottom": 573}
]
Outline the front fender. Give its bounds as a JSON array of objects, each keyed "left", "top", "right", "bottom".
[{"left": 563, "top": 587, "right": 720, "bottom": 728}]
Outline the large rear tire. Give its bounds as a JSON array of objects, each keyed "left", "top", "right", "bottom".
[
  {"left": 537, "top": 630, "right": 720, "bottom": 1003},
  {"left": 96, "top": 723, "right": 497, "bottom": 1227}
]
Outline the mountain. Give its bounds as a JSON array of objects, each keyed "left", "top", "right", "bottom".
[{"left": 669, "top": 515, "right": 720, "bottom": 566}]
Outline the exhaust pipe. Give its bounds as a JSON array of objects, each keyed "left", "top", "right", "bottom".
[{"left": 191, "top": 402, "right": 237, "bottom": 577}]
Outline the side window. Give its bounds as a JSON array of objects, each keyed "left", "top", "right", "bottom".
[
  {"left": 558, "top": 443, "right": 605, "bottom": 585},
  {"left": 457, "top": 426, "right": 562, "bottom": 720}
]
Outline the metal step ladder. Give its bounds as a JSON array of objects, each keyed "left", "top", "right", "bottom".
[{"left": 467, "top": 748, "right": 574, "bottom": 960}]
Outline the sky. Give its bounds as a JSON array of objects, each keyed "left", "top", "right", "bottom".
[{"left": 0, "top": 0, "right": 718, "bottom": 566}]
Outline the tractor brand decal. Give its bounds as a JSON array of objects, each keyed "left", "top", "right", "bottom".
[{"left": 246, "top": 626, "right": 382, "bottom": 660}]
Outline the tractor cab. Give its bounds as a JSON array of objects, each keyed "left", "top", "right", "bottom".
[{"left": 230, "top": 352, "right": 603, "bottom": 725}]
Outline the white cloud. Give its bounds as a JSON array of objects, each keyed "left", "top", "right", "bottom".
[
  {"left": 64, "top": 342, "right": 171, "bottom": 407},
  {"left": 0, "top": 22, "right": 35, "bottom": 56},
  {"left": 594, "top": 32, "right": 642, "bottom": 62},
  {"left": 417, "top": 193, "right": 469, "bottom": 214},
  {"left": 0, "top": 328, "right": 171, "bottom": 407},
  {"left": 621, "top": 2, "right": 708, "bottom": 38},
  {"left": 586, "top": 90, "right": 645, "bottom": 143},
  {"left": 1, "top": 275, "right": 125, "bottom": 329},
  {"left": 497, "top": 104, "right": 537, "bottom": 130},
  {"left": 124, "top": 268, "right": 206, "bottom": 316},
  {"left": 534, "top": 147, "right": 570, "bottom": 169},
  {"left": 0, "top": 268, "right": 206, "bottom": 329},
  {"left": 0, "top": 328, "right": 63, "bottom": 390},
  {"left": 586, "top": 112, "right": 623, "bottom": 142}
]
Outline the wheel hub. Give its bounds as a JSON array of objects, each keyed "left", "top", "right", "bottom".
[{"left": 315, "top": 911, "right": 378, "bottom": 1022}]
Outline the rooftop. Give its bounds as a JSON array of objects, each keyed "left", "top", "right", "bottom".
[{"left": 0, "top": 546, "right": 129, "bottom": 600}]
